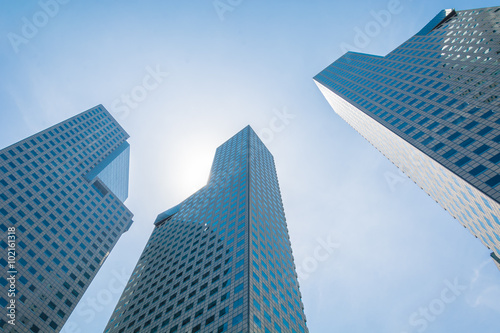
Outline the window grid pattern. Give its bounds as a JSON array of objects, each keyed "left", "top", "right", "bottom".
[
  {"left": 0, "top": 105, "right": 134, "bottom": 332},
  {"left": 314, "top": 7, "right": 500, "bottom": 261},
  {"left": 316, "top": 83, "right": 500, "bottom": 257},
  {"left": 104, "top": 126, "right": 307, "bottom": 333}
]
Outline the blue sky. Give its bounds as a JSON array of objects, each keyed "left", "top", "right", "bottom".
[{"left": 1, "top": 0, "right": 500, "bottom": 332}]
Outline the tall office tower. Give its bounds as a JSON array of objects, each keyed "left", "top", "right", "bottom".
[
  {"left": 314, "top": 7, "right": 500, "bottom": 267},
  {"left": 105, "top": 126, "right": 308, "bottom": 333},
  {"left": 0, "top": 105, "right": 133, "bottom": 332}
]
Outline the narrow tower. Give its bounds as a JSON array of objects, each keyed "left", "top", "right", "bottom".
[{"left": 105, "top": 126, "right": 308, "bottom": 333}]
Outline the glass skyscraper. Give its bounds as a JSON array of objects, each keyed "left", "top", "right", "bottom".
[
  {"left": 104, "top": 126, "right": 308, "bottom": 333},
  {"left": 314, "top": 7, "right": 500, "bottom": 267},
  {"left": 0, "top": 105, "right": 134, "bottom": 332}
]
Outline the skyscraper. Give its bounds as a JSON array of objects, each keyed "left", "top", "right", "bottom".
[
  {"left": 314, "top": 7, "right": 500, "bottom": 267},
  {"left": 104, "top": 126, "right": 308, "bottom": 333},
  {"left": 0, "top": 105, "right": 133, "bottom": 332}
]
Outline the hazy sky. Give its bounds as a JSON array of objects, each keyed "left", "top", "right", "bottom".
[{"left": 2, "top": 1, "right": 500, "bottom": 332}]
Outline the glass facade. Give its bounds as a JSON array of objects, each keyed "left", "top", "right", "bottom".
[
  {"left": 104, "top": 126, "right": 308, "bottom": 333},
  {"left": 314, "top": 7, "right": 500, "bottom": 267},
  {"left": 85, "top": 141, "right": 130, "bottom": 202},
  {"left": 0, "top": 105, "right": 134, "bottom": 332}
]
